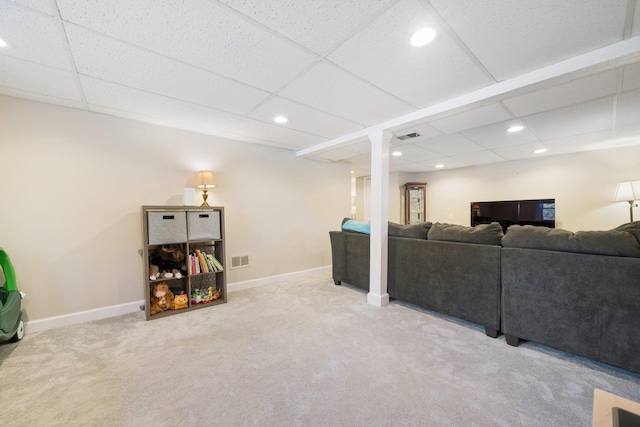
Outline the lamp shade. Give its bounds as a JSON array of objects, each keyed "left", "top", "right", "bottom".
[
  {"left": 197, "top": 170, "right": 216, "bottom": 189},
  {"left": 613, "top": 181, "right": 640, "bottom": 202}
]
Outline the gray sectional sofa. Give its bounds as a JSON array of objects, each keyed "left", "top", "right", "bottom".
[
  {"left": 329, "top": 219, "right": 640, "bottom": 374},
  {"left": 330, "top": 221, "right": 504, "bottom": 338}
]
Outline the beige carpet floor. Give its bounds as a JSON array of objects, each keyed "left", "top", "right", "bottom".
[{"left": 1, "top": 273, "right": 639, "bottom": 426}]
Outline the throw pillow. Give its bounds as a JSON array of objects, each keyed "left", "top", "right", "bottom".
[{"left": 342, "top": 219, "right": 371, "bottom": 234}]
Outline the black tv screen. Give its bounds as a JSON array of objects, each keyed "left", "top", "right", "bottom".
[{"left": 471, "top": 199, "right": 555, "bottom": 233}]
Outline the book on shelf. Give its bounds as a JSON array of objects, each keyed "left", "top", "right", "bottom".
[
  {"left": 189, "top": 248, "right": 223, "bottom": 273},
  {"left": 207, "top": 253, "right": 224, "bottom": 272}
]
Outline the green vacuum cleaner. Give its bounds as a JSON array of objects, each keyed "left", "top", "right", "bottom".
[{"left": 0, "top": 247, "right": 24, "bottom": 342}]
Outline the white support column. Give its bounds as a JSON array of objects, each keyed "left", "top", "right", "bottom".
[{"left": 367, "top": 129, "right": 392, "bottom": 307}]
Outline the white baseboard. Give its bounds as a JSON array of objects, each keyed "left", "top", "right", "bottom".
[
  {"left": 227, "top": 265, "right": 331, "bottom": 292},
  {"left": 25, "top": 300, "right": 144, "bottom": 334},
  {"left": 24, "top": 265, "right": 332, "bottom": 333}
]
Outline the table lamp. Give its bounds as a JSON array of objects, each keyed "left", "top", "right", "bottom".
[{"left": 197, "top": 170, "right": 216, "bottom": 207}]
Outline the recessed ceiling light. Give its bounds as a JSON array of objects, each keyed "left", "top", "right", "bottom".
[
  {"left": 0, "top": 37, "right": 13, "bottom": 48},
  {"left": 410, "top": 28, "right": 436, "bottom": 47},
  {"left": 392, "top": 151, "right": 402, "bottom": 157},
  {"left": 273, "top": 115, "right": 288, "bottom": 124},
  {"left": 507, "top": 125, "right": 525, "bottom": 133},
  {"left": 533, "top": 148, "right": 547, "bottom": 154},
  {"left": 435, "top": 164, "right": 444, "bottom": 169}
]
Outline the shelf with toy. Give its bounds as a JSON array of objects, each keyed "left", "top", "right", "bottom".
[
  {"left": 142, "top": 206, "right": 227, "bottom": 321},
  {"left": 148, "top": 243, "right": 188, "bottom": 281}
]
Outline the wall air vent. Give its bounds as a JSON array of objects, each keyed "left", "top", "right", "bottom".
[
  {"left": 230, "top": 255, "right": 250, "bottom": 269},
  {"left": 397, "top": 132, "right": 421, "bottom": 140}
]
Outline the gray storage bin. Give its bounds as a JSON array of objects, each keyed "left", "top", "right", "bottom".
[
  {"left": 148, "top": 211, "right": 187, "bottom": 245},
  {"left": 188, "top": 210, "right": 221, "bottom": 241}
]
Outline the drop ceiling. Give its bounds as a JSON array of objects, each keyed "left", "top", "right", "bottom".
[{"left": 1, "top": 0, "right": 640, "bottom": 176}]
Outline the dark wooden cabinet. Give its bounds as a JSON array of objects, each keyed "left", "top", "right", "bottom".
[{"left": 405, "top": 183, "right": 427, "bottom": 224}]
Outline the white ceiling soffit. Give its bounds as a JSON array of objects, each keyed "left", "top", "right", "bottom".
[{"left": 1, "top": 0, "right": 640, "bottom": 174}]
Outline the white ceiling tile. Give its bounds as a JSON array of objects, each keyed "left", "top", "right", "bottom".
[
  {"left": 65, "top": 25, "right": 270, "bottom": 115},
  {"left": 419, "top": 157, "right": 469, "bottom": 170},
  {"left": 279, "top": 61, "right": 413, "bottom": 126},
  {"left": 80, "top": 76, "right": 243, "bottom": 134},
  {"left": 0, "top": 55, "right": 81, "bottom": 101},
  {"left": 389, "top": 156, "right": 413, "bottom": 169},
  {"left": 5, "top": 0, "right": 56, "bottom": 15},
  {"left": 344, "top": 141, "right": 373, "bottom": 154},
  {"left": 327, "top": 0, "right": 492, "bottom": 107},
  {"left": 503, "top": 70, "right": 618, "bottom": 117},
  {"left": 57, "top": 0, "right": 319, "bottom": 92},
  {"left": 492, "top": 143, "right": 552, "bottom": 161},
  {"left": 0, "top": 2, "right": 72, "bottom": 70},
  {"left": 463, "top": 120, "right": 540, "bottom": 149},
  {"left": 543, "top": 131, "right": 614, "bottom": 154},
  {"left": 390, "top": 144, "right": 441, "bottom": 162},
  {"left": 430, "top": 0, "right": 627, "bottom": 80},
  {"left": 218, "top": 0, "right": 396, "bottom": 55},
  {"left": 452, "top": 150, "right": 506, "bottom": 166},
  {"left": 308, "top": 148, "right": 363, "bottom": 162},
  {"left": 392, "top": 162, "right": 437, "bottom": 173},
  {"left": 622, "top": 62, "right": 640, "bottom": 92},
  {"left": 615, "top": 90, "right": 640, "bottom": 130},
  {"left": 524, "top": 97, "right": 614, "bottom": 140},
  {"left": 429, "top": 103, "right": 512, "bottom": 134},
  {"left": 229, "top": 117, "right": 327, "bottom": 149},
  {"left": 247, "top": 96, "right": 362, "bottom": 138},
  {"left": 412, "top": 133, "right": 485, "bottom": 156}
]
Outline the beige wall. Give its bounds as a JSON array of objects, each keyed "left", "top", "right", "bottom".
[
  {"left": 0, "top": 96, "right": 351, "bottom": 322},
  {"left": 404, "top": 145, "right": 640, "bottom": 231}
]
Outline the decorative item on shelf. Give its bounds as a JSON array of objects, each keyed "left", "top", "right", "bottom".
[
  {"left": 613, "top": 180, "right": 640, "bottom": 222},
  {"left": 182, "top": 188, "right": 196, "bottom": 206},
  {"left": 150, "top": 244, "right": 187, "bottom": 280},
  {"left": 173, "top": 292, "right": 188, "bottom": 310},
  {"left": 150, "top": 282, "right": 174, "bottom": 316},
  {"left": 197, "top": 170, "right": 216, "bottom": 207}
]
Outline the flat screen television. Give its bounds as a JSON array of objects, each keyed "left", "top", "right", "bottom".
[{"left": 471, "top": 199, "right": 555, "bottom": 233}]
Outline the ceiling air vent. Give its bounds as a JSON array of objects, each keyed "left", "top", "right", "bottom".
[{"left": 397, "top": 132, "right": 421, "bottom": 140}]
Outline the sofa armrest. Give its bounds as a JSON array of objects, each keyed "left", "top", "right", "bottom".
[{"left": 501, "top": 247, "right": 640, "bottom": 373}]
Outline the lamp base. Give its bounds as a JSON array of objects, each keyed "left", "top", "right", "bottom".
[{"left": 201, "top": 189, "right": 210, "bottom": 207}]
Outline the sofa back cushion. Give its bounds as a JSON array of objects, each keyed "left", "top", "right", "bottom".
[
  {"left": 388, "top": 222, "right": 432, "bottom": 239},
  {"left": 341, "top": 218, "right": 432, "bottom": 239},
  {"left": 613, "top": 221, "right": 640, "bottom": 244},
  {"left": 502, "top": 225, "right": 640, "bottom": 257},
  {"left": 427, "top": 222, "right": 504, "bottom": 246}
]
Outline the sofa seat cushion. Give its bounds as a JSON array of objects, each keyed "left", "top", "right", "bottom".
[
  {"left": 427, "top": 222, "right": 504, "bottom": 246},
  {"left": 502, "top": 225, "right": 640, "bottom": 257}
]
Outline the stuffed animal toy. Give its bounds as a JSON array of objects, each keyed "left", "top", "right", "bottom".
[
  {"left": 173, "top": 291, "right": 188, "bottom": 310},
  {"left": 150, "top": 282, "right": 174, "bottom": 315},
  {"left": 149, "top": 264, "right": 160, "bottom": 281},
  {"left": 150, "top": 244, "right": 187, "bottom": 279}
]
